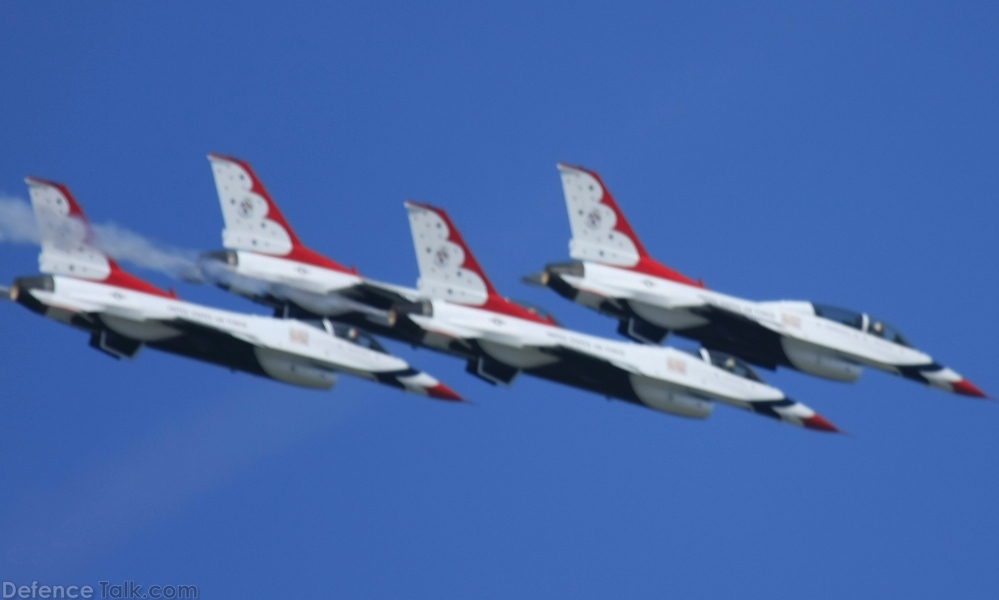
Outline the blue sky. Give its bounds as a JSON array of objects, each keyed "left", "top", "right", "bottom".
[{"left": 1, "top": 2, "right": 997, "bottom": 598}]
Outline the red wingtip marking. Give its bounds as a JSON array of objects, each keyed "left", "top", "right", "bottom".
[
  {"left": 426, "top": 382, "right": 465, "bottom": 402},
  {"left": 952, "top": 379, "right": 990, "bottom": 399},
  {"left": 802, "top": 414, "right": 840, "bottom": 433}
]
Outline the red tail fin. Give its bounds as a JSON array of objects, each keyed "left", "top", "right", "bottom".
[
  {"left": 404, "top": 201, "right": 555, "bottom": 325},
  {"left": 25, "top": 177, "right": 175, "bottom": 298},
  {"left": 557, "top": 164, "right": 703, "bottom": 287},
  {"left": 207, "top": 154, "right": 354, "bottom": 273}
]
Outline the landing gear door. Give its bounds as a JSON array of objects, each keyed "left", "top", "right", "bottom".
[{"left": 89, "top": 330, "right": 142, "bottom": 360}]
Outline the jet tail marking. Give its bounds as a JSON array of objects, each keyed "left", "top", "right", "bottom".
[
  {"left": 404, "top": 201, "right": 556, "bottom": 325},
  {"left": 207, "top": 154, "right": 355, "bottom": 273},
  {"left": 25, "top": 177, "right": 175, "bottom": 299},
  {"left": 557, "top": 163, "right": 704, "bottom": 288}
]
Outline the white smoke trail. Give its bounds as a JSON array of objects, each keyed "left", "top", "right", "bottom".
[
  {"left": 198, "top": 257, "right": 273, "bottom": 296},
  {"left": 0, "top": 196, "right": 290, "bottom": 296},
  {"left": 91, "top": 222, "right": 202, "bottom": 282},
  {"left": 0, "top": 195, "right": 203, "bottom": 281},
  {"left": 0, "top": 196, "right": 41, "bottom": 244}
]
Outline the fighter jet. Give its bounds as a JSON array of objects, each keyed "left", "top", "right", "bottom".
[
  {"left": 196, "top": 155, "right": 838, "bottom": 431},
  {"left": 526, "top": 164, "right": 987, "bottom": 398},
  {"left": 7, "top": 177, "right": 462, "bottom": 402},
  {"left": 387, "top": 201, "right": 840, "bottom": 431}
]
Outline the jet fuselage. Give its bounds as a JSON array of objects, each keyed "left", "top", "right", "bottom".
[
  {"left": 11, "top": 273, "right": 457, "bottom": 399},
  {"left": 541, "top": 260, "right": 961, "bottom": 387}
]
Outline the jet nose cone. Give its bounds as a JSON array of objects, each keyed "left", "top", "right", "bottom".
[
  {"left": 426, "top": 382, "right": 465, "bottom": 402},
  {"left": 802, "top": 414, "right": 841, "bottom": 434},
  {"left": 951, "top": 378, "right": 990, "bottom": 399}
]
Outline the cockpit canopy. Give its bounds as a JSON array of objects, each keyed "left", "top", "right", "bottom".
[
  {"left": 684, "top": 348, "right": 765, "bottom": 382},
  {"left": 300, "top": 318, "right": 388, "bottom": 354},
  {"left": 812, "top": 303, "right": 912, "bottom": 348}
]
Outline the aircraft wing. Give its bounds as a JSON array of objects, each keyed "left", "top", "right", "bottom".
[
  {"left": 683, "top": 302, "right": 789, "bottom": 370},
  {"left": 163, "top": 315, "right": 262, "bottom": 346},
  {"left": 540, "top": 342, "right": 637, "bottom": 375},
  {"left": 532, "top": 342, "right": 644, "bottom": 399}
]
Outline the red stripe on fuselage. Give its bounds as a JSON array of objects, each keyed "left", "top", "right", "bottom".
[
  {"left": 476, "top": 295, "right": 558, "bottom": 326},
  {"left": 627, "top": 255, "right": 705, "bottom": 288},
  {"left": 282, "top": 245, "right": 358, "bottom": 273},
  {"left": 104, "top": 260, "right": 177, "bottom": 298}
]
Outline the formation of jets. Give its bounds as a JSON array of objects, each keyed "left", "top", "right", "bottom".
[{"left": 3, "top": 156, "right": 987, "bottom": 434}]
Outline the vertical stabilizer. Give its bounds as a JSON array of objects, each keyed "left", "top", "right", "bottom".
[
  {"left": 207, "top": 154, "right": 352, "bottom": 272},
  {"left": 209, "top": 153, "right": 301, "bottom": 255},
  {"left": 25, "top": 177, "right": 173, "bottom": 297},
  {"left": 557, "top": 164, "right": 702, "bottom": 287},
  {"left": 404, "top": 201, "right": 496, "bottom": 305},
  {"left": 558, "top": 163, "right": 648, "bottom": 266},
  {"left": 403, "top": 201, "right": 556, "bottom": 325},
  {"left": 27, "top": 177, "right": 112, "bottom": 281}
]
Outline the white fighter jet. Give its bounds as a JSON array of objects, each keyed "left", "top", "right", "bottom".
[
  {"left": 527, "top": 164, "right": 987, "bottom": 399},
  {"left": 388, "top": 201, "right": 840, "bottom": 431},
  {"left": 7, "top": 177, "right": 463, "bottom": 402},
  {"left": 194, "top": 157, "right": 839, "bottom": 431}
]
